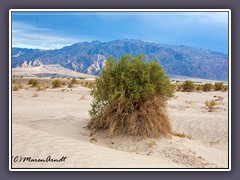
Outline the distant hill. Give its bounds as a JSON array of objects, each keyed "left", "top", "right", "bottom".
[{"left": 12, "top": 39, "right": 228, "bottom": 80}]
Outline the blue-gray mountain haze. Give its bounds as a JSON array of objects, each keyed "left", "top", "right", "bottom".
[{"left": 12, "top": 39, "right": 228, "bottom": 80}]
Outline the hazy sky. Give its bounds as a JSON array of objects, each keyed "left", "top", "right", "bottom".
[{"left": 12, "top": 11, "right": 229, "bottom": 54}]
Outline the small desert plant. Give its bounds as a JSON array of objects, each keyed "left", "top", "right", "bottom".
[
  {"left": 88, "top": 54, "right": 173, "bottom": 138},
  {"left": 71, "top": 78, "right": 78, "bottom": 85},
  {"left": 214, "top": 82, "right": 224, "bottom": 91},
  {"left": 205, "top": 99, "right": 216, "bottom": 112},
  {"left": 28, "top": 79, "right": 39, "bottom": 87},
  {"left": 174, "top": 132, "right": 192, "bottom": 139},
  {"left": 209, "top": 140, "right": 220, "bottom": 146},
  {"left": 36, "top": 84, "right": 46, "bottom": 91},
  {"left": 145, "top": 141, "right": 157, "bottom": 148},
  {"left": 223, "top": 85, "right": 228, "bottom": 92},
  {"left": 203, "top": 83, "right": 213, "bottom": 92},
  {"left": 181, "top": 80, "right": 195, "bottom": 92},
  {"left": 195, "top": 84, "right": 202, "bottom": 91},
  {"left": 176, "top": 84, "right": 182, "bottom": 91},
  {"left": 12, "top": 83, "right": 22, "bottom": 91},
  {"left": 52, "top": 79, "right": 63, "bottom": 88}
]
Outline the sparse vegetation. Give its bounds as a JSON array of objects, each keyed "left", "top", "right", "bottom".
[
  {"left": 195, "top": 84, "right": 202, "bottom": 91},
  {"left": 205, "top": 99, "right": 216, "bottom": 112},
  {"left": 71, "top": 78, "right": 78, "bottom": 85},
  {"left": 90, "top": 136, "right": 97, "bottom": 142},
  {"left": 174, "top": 132, "right": 192, "bottom": 139},
  {"left": 36, "top": 83, "right": 47, "bottom": 91},
  {"left": 79, "top": 81, "right": 95, "bottom": 89},
  {"left": 214, "top": 82, "right": 224, "bottom": 91},
  {"left": 52, "top": 79, "right": 64, "bottom": 88},
  {"left": 203, "top": 83, "right": 213, "bottom": 92},
  {"left": 209, "top": 140, "right": 220, "bottom": 146},
  {"left": 28, "top": 79, "right": 39, "bottom": 87},
  {"left": 181, "top": 80, "right": 195, "bottom": 92},
  {"left": 88, "top": 54, "right": 173, "bottom": 138},
  {"left": 12, "top": 83, "right": 22, "bottom": 91},
  {"left": 223, "top": 85, "right": 228, "bottom": 92},
  {"left": 145, "top": 141, "right": 157, "bottom": 148}
]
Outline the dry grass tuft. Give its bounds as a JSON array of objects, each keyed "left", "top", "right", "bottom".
[
  {"left": 174, "top": 132, "right": 192, "bottom": 139},
  {"left": 88, "top": 96, "right": 172, "bottom": 138},
  {"left": 90, "top": 136, "right": 97, "bottom": 143},
  {"left": 209, "top": 140, "right": 220, "bottom": 146},
  {"left": 145, "top": 141, "right": 157, "bottom": 148},
  {"left": 205, "top": 99, "right": 216, "bottom": 112},
  {"left": 12, "top": 83, "right": 23, "bottom": 91}
]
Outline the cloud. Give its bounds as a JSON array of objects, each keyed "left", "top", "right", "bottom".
[{"left": 12, "top": 21, "right": 81, "bottom": 49}]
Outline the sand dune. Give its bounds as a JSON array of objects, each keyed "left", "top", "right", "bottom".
[
  {"left": 12, "top": 65, "right": 96, "bottom": 78},
  {"left": 11, "top": 82, "right": 229, "bottom": 169}
]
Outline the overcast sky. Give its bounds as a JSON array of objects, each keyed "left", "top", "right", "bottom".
[{"left": 12, "top": 11, "right": 229, "bottom": 54}]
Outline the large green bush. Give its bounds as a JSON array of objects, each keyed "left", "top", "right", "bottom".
[{"left": 88, "top": 54, "right": 173, "bottom": 137}]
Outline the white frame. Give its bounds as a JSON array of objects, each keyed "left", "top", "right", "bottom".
[{"left": 9, "top": 9, "right": 231, "bottom": 171}]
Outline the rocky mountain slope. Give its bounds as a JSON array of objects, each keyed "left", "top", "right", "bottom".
[{"left": 12, "top": 39, "right": 228, "bottom": 80}]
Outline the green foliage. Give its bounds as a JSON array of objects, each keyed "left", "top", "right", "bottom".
[
  {"left": 205, "top": 99, "right": 216, "bottom": 112},
  {"left": 52, "top": 79, "right": 63, "bottom": 88},
  {"left": 28, "top": 79, "right": 39, "bottom": 87},
  {"left": 214, "top": 82, "right": 224, "bottom": 91},
  {"left": 196, "top": 84, "right": 202, "bottom": 91},
  {"left": 223, "top": 85, "right": 228, "bottom": 92},
  {"left": 203, "top": 83, "right": 213, "bottom": 92},
  {"left": 88, "top": 54, "right": 173, "bottom": 137},
  {"left": 181, "top": 80, "right": 195, "bottom": 92}
]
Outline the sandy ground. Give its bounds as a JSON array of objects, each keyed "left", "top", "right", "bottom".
[{"left": 11, "top": 81, "right": 229, "bottom": 169}]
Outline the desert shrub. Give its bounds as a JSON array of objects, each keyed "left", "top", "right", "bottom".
[
  {"left": 181, "top": 80, "right": 195, "bottom": 92},
  {"left": 173, "top": 132, "right": 192, "bottom": 139},
  {"left": 71, "top": 78, "right": 78, "bottom": 85},
  {"left": 223, "top": 85, "right": 228, "bottom": 92},
  {"left": 12, "top": 83, "right": 22, "bottom": 91},
  {"left": 171, "top": 84, "right": 177, "bottom": 92},
  {"left": 205, "top": 99, "right": 216, "bottom": 112},
  {"left": 88, "top": 54, "right": 173, "bottom": 138},
  {"left": 176, "top": 84, "right": 182, "bottom": 91},
  {"left": 36, "top": 84, "right": 47, "bottom": 91},
  {"left": 28, "top": 79, "right": 39, "bottom": 87},
  {"left": 203, "top": 83, "right": 213, "bottom": 92},
  {"left": 214, "top": 82, "right": 224, "bottom": 91},
  {"left": 52, "top": 79, "right": 63, "bottom": 88},
  {"left": 196, "top": 84, "right": 202, "bottom": 91}
]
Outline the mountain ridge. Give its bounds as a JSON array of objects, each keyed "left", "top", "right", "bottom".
[{"left": 12, "top": 39, "right": 228, "bottom": 80}]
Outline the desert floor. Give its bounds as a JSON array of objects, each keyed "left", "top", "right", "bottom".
[{"left": 11, "top": 79, "right": 229, "bottom": 169}]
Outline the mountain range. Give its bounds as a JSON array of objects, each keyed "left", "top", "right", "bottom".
[{"left": 12, "top": 39, "right": 228, "bottom": 80}]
